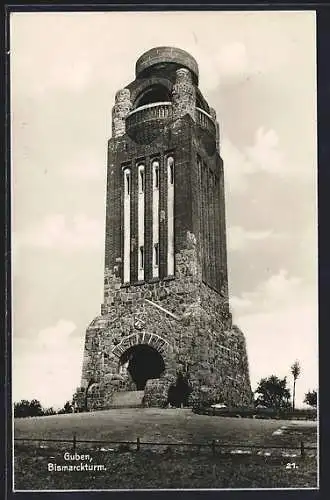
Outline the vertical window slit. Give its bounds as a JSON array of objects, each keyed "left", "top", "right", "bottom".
[
  {"left": 154, "top": 243, "right": 159, "bottom": 267},
  {"left": 139, "top": 246, "right": 144, "bottom": 270},
  {"left": 123, "top": 167, "right": 131, "bottom": 283},
  {"left": 139, "top": 168, "right": 144, "bottom": 193},
  {"left": 126, "top": 172, "right": 130, "bottom": 195},
  {"left": 167, "top": 156, "right": 175, "bottom": 276}
]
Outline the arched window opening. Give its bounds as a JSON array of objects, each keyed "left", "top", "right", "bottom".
[
  {"left": 167, "top": 156, "right": 174, "bottom": 185},
  {"left": 154, "top": 243, "right": 159, "bottom": 267},
  {"left": 123, "top": 168, "right": 131, "bottom": 284},
  {"left": 139, "top": 246, "right": 144, "bottom": 270},
  {"left": 152, "top": 159, "right": 160, "bottom": 278},
  {"left": 124, "top": 169, "right": 131, "bottom": 196},
  {"left": 167, "top": 156, "right": 175, "bottom": 276},
  {"left": 138, "top": 165, "right": 145, "bottom": 193},
  {"left": 153, "top": 160, "right": 159, "bottom": 189},
  {"left": 134, "top": 84, "right": 171, "bottom": 109},
  {"left": 137, "top": 164, "right": 145, "bottom": 281}
]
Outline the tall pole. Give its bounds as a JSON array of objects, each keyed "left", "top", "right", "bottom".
[{"left": 292, "top": 379, "right": 296, "bottom": 412}]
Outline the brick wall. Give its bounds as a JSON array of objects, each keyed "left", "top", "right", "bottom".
[{"left": 104, "top": 116, "right": 227, "bottom": 292}]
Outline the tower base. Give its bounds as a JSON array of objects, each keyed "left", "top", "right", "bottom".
[{"left": 78, "top": 258, "right": 253, "bottom": 411}]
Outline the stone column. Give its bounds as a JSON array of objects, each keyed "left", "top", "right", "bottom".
[
  {"left": 111, "top": 88, "right": 132, "bottom": 138},
  {"left": 210, "top": 107, "right": 220, "bottom": 152},
  {"left": 172, "top": 68, "right": 196, "bottom": 121}
]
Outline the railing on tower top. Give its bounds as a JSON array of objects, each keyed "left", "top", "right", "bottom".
[
  {"left": 126, "top": 102, "right": 216, "bottom": 136},
  {"left": 128, "top": 101, "right": 173, "bottom": 116},
  {"left": 125, "top": 102, "right": 173, "bottom": 136},
  {"left": 196, "top": 107, "right": 216, "bottom": 136}
]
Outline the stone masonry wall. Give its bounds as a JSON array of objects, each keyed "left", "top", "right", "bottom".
[
  {"left": 80, "top": 230, "right": 253, "bottom": 410},
  {"left": 172, "top": 68, "right": 196, "bottom": 121}
]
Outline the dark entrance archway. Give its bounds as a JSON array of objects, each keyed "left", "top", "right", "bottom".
[{"left": 119, "top": 344, "right": 165, "bottom": 390}]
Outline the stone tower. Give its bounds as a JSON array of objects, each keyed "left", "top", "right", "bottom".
[{"left": 79, "top": 47, "right": 253, "bottom": 410}]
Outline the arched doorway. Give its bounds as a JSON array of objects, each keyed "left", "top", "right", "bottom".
[{"left": 119, "top": 344, "right": 165, "bottom": 390}]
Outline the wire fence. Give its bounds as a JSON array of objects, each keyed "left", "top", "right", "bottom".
[{"left": 14, "top": 436, "right": 317, "bottom": 458}]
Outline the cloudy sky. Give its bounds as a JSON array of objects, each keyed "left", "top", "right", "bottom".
[{"left": 11, "top": 11, "right": 317, "bottom": 409}]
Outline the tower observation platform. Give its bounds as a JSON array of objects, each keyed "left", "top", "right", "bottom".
[{"left": 135, "top": 46, "right": 199, "bottom": 84}]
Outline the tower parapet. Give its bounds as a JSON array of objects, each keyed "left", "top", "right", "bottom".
[{"left": 120, "top": 47, "right": 214, "bottom": 144}]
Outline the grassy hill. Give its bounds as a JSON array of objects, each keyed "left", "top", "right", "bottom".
[
  {"left": 14, "top": 408, "right": 318, "bottom": 490},
  {"left": 14, "top": 407, "right": 317, "bottom": 445}
]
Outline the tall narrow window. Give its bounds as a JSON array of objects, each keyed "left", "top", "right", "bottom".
[
  {"left": 209, "top": 168, "right": 216, "bottom": 289},
  {"left": 153, "top": 161, "right": 159, "bottom": 189},
  {"left": 203, "top": 162, "right": 210, "bottom": 285},
  {"left": 139, "top": 166, "right": 145, "bottom": 193},
  {"left": 125, "top": 171, "right": 131, "bottom": 195},
  {"left": 154, "top": 243, "right": 159, "bottom": 267},
  {"left": 169, "top": 159, "right": 174, "bottom": 185},
  {"left": 139, "top": 246, "right": 144, "bottom": 270},
  {"left": 152, "top": 160, "right": 160, "bottom": 278},
  {"left": 167, "top": 156, "right": 175, "bottom": 276},
  {"left": 123, "top": 168, "right": 131, "bottom": 283},
  {"left": 198, "top": 155, "right": 206, "bottom": 281},
  {"left": 138, "top": 164, "right": 145, "bottom": 281}
]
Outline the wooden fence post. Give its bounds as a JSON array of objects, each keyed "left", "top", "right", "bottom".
[
  {"left": 300, "top": 440, "right": 305, "bottom": 459},
  {"left": 72, "top": 433, "right": 77, "bottom": 454},
  {"left": 136, "top": 437, "right": 140, "bottom": 451}
]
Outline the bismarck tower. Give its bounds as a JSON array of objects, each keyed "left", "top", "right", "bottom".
[{"left": 79, "top": 47, "right": 253, "bottom": 410}]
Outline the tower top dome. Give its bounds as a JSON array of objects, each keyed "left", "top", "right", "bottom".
[{"left": 135, "top": 46, "right": 199, "bottom": 84}]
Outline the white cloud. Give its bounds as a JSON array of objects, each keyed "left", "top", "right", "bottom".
[
  {"left": 231, "top": 269, "right": 305, "bottom": 316},
  {"left": 227, "top": 225, "right": 276, "bottom": 251},
  {"left": 222, "top": 137, "right": 255, "bottom": 193},
  {"left": 14, "top": 214, "right": 104, "bottom": 252},
  {"left": 195, "top": 37, "right": 289, "bottom": 91},
  {"left": 11, "top": 12, "right": 302, "bottom": 100},
  {"left": 239, "top": 304, "right": 318, "bottom": 408},
  {"left": 191, "top": 42, "right": 250, "bottom": 91},
  {"left": 246, "top": 127, "right": 284, "bottom": 175},
  {"left": 222, "top": 131, "right": 280, "bottom": 194},
  {"left": 230, "top": 296, "right": 254, "bottom": 311},
  {"left": 245, "top": 127, "right": 315, "bottom": 180},
  {"left": 222, "top": 125, "right": 314, "bottom": 193},
  {"left": 13, "top": 320, "right": 85, "bottom": 408},
  {"left": 230, "top": 270, "right": 318, "bottom": 407}
]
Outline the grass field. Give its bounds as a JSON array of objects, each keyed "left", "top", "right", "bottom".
[{"left": 14, "top": 408, "right": 318, "bottom": 490}]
